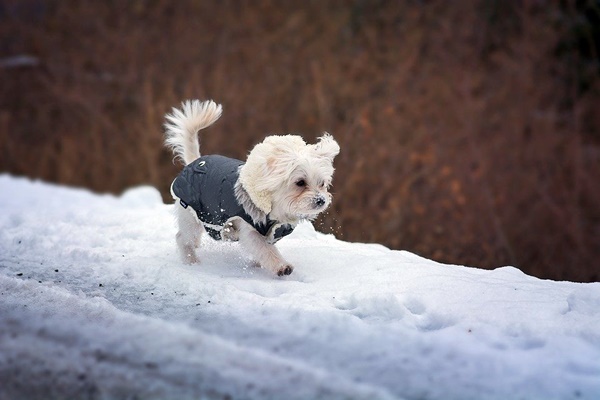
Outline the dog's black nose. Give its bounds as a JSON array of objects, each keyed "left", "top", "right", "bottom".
[{"left": 314, "top": 196, "right": 326, "bottom": 208}]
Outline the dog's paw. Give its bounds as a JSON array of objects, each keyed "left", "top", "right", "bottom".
[
  {"left": 221, "top": 217, "right": 242, "bottom": 241},
  {"left": 276, "top": 265, "right": 294, "bottom": 276},
  {"left": 182, "top": 252, "right": 200, "bottom": 264},
  {"left": 179, "top": 245, "right": 200, "bottom": 264}
]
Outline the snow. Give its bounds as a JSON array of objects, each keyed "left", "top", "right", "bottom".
[{"left": 1, "top": 174, "right": 599, "bottom": 400}]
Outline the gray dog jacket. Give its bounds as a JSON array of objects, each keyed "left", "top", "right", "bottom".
[{"left": 171, "top": 155, "right": 295, "bottom": 243}]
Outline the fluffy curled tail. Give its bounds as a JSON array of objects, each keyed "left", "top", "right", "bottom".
[{"left": 164, "top": 100, "right": 223, "bottom": 166}]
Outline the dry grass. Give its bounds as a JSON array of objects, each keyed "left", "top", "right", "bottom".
[{"left": 1, "top": 0, "right": 599, "bottom": 281}]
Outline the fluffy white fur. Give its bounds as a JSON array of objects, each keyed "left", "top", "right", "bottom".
[
  {"left": 164, "top": 100, "right": 223, "bottom": 165},
  {"left": 164, "top": 100, "right": 339, "bottom": 276}
]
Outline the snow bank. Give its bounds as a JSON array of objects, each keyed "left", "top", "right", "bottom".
[{"left": 0, "top": 174, "right": 599, "bottom": 400}]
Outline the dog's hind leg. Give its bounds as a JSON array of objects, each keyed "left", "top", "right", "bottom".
[{"left": 174, "top": 203, "right": 203, "bottom": 264}]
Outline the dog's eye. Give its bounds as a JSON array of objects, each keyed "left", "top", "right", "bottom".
[{"left": 296, "top": 179, "right": 306, "bottom": 187}]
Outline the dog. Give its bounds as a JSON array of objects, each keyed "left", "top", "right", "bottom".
[{"left": 164, "top": 100, "right": 340, "bottom": 276}]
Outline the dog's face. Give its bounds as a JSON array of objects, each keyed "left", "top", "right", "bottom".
[
  {"left": 239, "top": 133, "right": 340, "bottom": 222},
  {"left": 270, "top": 141, "right": 336, "bottom": 220}
]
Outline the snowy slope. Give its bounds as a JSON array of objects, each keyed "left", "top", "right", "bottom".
[{"left": 0, "top": 174, "right": 599, "bottom": 400}]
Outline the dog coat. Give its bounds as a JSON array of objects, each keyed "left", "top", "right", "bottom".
[{"left": 171, "top": 155, "right": 295, "bottom": 243}]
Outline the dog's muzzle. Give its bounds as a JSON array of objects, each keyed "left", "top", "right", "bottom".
[{"left": 313, "top": 195, "right": 327, "bottom": 209}]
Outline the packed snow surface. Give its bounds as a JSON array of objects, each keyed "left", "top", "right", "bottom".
[{"left": 0, "top": 174, "right": 599, "bottom": 400}]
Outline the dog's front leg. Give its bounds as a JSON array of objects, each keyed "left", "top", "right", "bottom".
[{"left": 230, "top": 217, "right": 293, "bottom": 276}]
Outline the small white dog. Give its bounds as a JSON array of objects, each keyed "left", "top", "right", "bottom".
[{"left": 164, "top": 100, "right": 340, "bottom": 276}]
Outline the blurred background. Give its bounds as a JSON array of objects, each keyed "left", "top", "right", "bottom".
[{"left": 1, "top": 0, "right": 599, "bottom": 282}]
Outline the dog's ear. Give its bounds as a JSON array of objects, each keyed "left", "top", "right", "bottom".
[
  {"left": 259, "top": 135, "right": 306, "bottom": 180},
  {"left": 313, "top": 133, "right": 340, "bottom": 161}
]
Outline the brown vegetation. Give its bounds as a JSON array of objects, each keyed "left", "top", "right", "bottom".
[{"left": 1, "top": 0, "right": 599, "bottom": 281}]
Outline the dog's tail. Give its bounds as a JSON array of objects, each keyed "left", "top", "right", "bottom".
[{"left": 164, "top": 100, "right": 223, "bottom": 165}]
